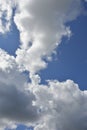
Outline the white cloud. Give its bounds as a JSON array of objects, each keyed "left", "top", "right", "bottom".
[
  {"left": 0, "top": 0, "right": 87, "bottom": 130},
  {"left": 0, "top": 49, "right": 16, "bottom": 71},
  {"left": 14, "top": 0, "right": 82, "bottom": 74},
  {"left": 33, "top": 80, "right": 87, "bottom": 130}
]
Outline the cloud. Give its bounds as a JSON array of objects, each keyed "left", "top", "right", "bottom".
[
  {"left": 0, "top": 49, "right": 40, "bottom": 129},
  {"left": 0, "top": 49, "right": 87, "bottom": 130},
  {"left": 0, "top": 0, "right": 87, "bottom": 130},
  {"left": 0, "top": 49, "right": 16, "bottom": 71},
  {"left": 0, "top": 73, "right": 38, "bottom": 122},
  {"left": 14, "top": 0, "right": 82, "bottom": 74},
  {"left": 33, "top": 80, "right": 87, "bottom": 130}
]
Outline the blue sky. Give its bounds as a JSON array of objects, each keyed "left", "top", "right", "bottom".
[
  {"left": 0, "top": 0, "right": 87, "bottom": 130},
  {"left": 5, "top": 125, "right": 33, "bottom": 130},
  {"left": 40, "top": 13, "right": 87, "bottom": 90},
  {"left": 0, "top": 21, "right": 19, "bottom": 56}
]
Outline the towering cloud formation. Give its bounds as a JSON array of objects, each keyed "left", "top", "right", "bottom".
[
  {"left": 14, "top": 0, "right": 81, "bottom": 74},
  {"left": 0, "top": 0, "right": 87, "bottom": 130}
]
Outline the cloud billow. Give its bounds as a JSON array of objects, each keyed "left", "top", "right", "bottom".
[
  {"left": 34, "top": 80, "right": 87, "bottom": 130},
  {"left": 14, "top": 0, "right": 82, "bottom": 74}
]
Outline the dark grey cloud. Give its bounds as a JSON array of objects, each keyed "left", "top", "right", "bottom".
[{"left": 0, "top": 68, "right": 41, "bottom": 129}]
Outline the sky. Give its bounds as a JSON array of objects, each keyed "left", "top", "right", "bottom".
[
  {"left": 0, "top": 0, "right": 87, "bottom": 130},
  {"left": 40, "top": 13, "right": 87, "bottom": 90}
]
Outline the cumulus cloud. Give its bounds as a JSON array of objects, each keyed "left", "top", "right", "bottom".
[
  {"left": 33, "top": 80, "right": 87, "bottom": 130},
  {"left": 0, "top": 49, "right": 40, "bottom": 129},
  {"left": 14, "top": 0, "right": 82, "bottom": 74},
  {"left": 0, "top": 49, "right": 87, "bottom": 130}
]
